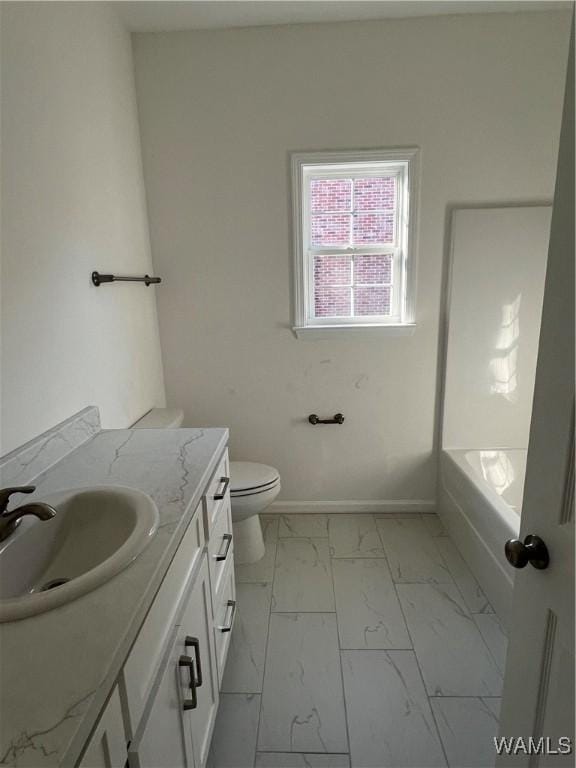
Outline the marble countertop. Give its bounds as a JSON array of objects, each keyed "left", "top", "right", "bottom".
[{"left": 0, "top": 425, "right": 228, "bottom": 767}]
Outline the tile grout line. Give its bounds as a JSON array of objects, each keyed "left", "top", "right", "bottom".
[
  {"left": 468, "top": 614, "right": 507, "bottom": 679},
  {"left": 330, "top": 556, "right": 388, "bottom": 560},
  {"left": 428, "top": 695, "right": 502, "bottom": 700},
  {"left": 430, "top": 534, "right": 506, "bottom": 685},
  {"left": 253, "top": 518, "right": 279, "bottom": 767},
  {"left": 432, "top": 528, "right": 494, "bottom": 615},
  {"left": 269, "top": 610, "right": 337, "bottom": 614},
  {"left": 429, "top": 699, "right": 452, "bottom": 768},
  {"left": 374, "top": 513, "right": 452, "bottom": 768},
  {"left": 255, "top": 750, "right": 351, "bottom": 755},
  {"left": 329, "top": 517, "right": 354, "bottom": 767}
]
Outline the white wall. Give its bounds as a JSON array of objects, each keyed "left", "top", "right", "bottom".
[
  {"left": 133, "top": 12, "right": 570, "bottom": 506},
  {"left": 1, "top": 3, "right": 166, "bottom": 455},
  {"left": 443, "top": 207, "right": 551, "bottom": 449}
]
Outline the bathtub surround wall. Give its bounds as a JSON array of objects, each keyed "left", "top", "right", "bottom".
[
  {"left": 442, "top": 206, "right": 551, "bottom": 450},
  {"left": 0, "top": 3, "right": 166, "bottom": 456},
  {"left": 438, "top": 206, "right": 550, "bottom": 622},
  {"left": 133, "top": 12, "right": 569, "bottom": 507}
]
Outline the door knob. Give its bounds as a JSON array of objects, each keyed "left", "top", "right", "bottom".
[{"left": 505, "top": 535, "right": 550, "bottom": 570}]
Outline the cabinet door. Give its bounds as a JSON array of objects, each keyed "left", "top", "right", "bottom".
[
  {"left": 128, "top": 556, "right": 219, "bottom": 768},
  {"left": 128, "top": 625, "right": 195, "bottom": 768},
  {"left": 179, "top": 556, "right": 219, "bottom": 768},
  {"left": 80, "top": 688, "right": 126, "bottom": 768},
  {"left": 123, "top": 504, "right": 205, "bottom": 737}
]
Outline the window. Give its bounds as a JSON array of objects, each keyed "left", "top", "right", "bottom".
[{"left": 291, "top": 148, "right": 419, "bottom": 336}]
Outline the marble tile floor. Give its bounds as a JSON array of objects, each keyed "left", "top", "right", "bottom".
[{"left": 208, "top": 514, "right": 508, "bottom": 768}]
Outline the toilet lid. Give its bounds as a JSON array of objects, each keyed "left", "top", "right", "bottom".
[{"left": 230, "top": 461, "right": 280, "bottom": 493}]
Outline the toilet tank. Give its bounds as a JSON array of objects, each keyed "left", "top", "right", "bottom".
[{"left": 132, "top": 408, "right": 184, "bottom": 429}]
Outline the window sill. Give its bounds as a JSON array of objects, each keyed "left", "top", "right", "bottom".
[{"left": 292, "top": 323, "right": 416, "bottom": 340}]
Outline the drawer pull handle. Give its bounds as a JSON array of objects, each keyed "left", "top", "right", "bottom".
[
  {"left": 218, "top": 599, "right": 236, "bottom": 633},
  {"left": 214, "top": 476, "right": 230, "bottom": 500},
  {"left": 215, "top": 533, "right": 233, "bottom": 562},
  {"left": 185, "top": 636, "right": 203, "bottom": 687},
  {"left": 179, "top": 655, "right": 197, "bottom": 710}
]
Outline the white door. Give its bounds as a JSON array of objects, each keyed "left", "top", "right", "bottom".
[{"left": 497, "top": 32, "right": 574, "bottom": 766}]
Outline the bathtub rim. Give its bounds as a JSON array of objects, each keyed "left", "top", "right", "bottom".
[{"left": 442, "top": 447, "right": 522, "bottom": 540}]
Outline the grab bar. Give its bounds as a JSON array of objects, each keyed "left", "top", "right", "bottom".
[{"left": 308, "top": 413, "right": 345, "bottom": 425}]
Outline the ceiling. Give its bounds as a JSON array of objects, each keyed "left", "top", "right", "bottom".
[{"left": 116, "top": 1, "right": 572, "bottom": 32}]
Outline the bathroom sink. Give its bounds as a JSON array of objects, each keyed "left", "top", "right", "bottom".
[{"left": 0, "top": 486, "right": 159, "bottom": 622}]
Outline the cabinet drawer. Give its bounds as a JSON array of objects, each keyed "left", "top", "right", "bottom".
[
  {"left": 207, "top": 494, "right": 233, "bottom": 597},
  {"left": 204, "top": 449, "right": 230, "bottom": 535},
  {"left": 213, "top": 557, "right": 236, "bottom": 683},
  {"left": 122, "top": 504, "right": 204, "bottom": 736},
  {"left": 80, "top": 687, "right": 126, "bottom": 768}
]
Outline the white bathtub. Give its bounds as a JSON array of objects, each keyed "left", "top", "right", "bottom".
[{"left": 438, "top": 448, "right": 525, "bottom": 625}]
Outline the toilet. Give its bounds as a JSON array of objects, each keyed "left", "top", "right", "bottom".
[
  {"left": 132, "top": 408, "right": 281, "bottom": 565},
  {"left": 229, "top": 461, "right": 280, "bottom": 564}
]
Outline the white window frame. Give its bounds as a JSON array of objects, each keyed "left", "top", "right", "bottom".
[{"left": 291, "top": 148, "right": 420, "bottom": 338}]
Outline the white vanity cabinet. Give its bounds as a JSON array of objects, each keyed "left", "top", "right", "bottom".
[{"left": 79, "top": 446, "right": 234, "bottom": 768}]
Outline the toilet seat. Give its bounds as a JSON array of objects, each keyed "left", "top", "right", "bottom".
[
  {"left": 230, "top": 462, "right": 280, "bottom": 497},
  {"left": 231, "top": 478, "right": 280, "bottom": 498}
]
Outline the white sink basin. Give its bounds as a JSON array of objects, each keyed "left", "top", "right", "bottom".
[{"left": 0, "top": 486, "right": 159, "bottom": 622}]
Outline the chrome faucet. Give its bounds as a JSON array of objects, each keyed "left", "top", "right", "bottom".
[{"left": 0, "top": 486, "right": 57, "bottom": 543}]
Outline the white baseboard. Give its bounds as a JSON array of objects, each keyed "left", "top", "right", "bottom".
[{"left": 270, "top": 499, "right": 436, "bottom": 514}]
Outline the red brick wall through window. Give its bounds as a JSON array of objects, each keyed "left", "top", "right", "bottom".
[{"left": 310, "top": 176, "right": 396, "bottom": 317}]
